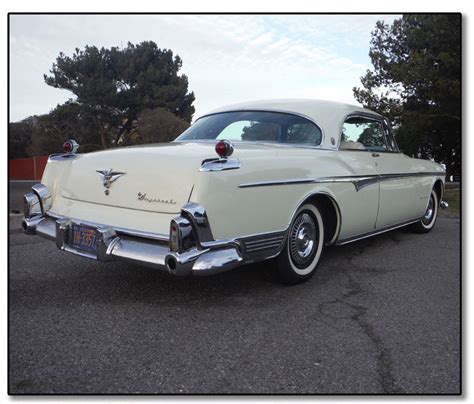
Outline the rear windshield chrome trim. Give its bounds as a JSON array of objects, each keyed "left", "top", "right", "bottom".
[{"left": 174, "top": 139, "right": 335, "bottom": 151}]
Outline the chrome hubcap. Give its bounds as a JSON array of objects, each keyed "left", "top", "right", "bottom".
[
  {"left": 289, "top": 212, "right": 318, "bottom": 268},
  {"left": 422, "top": 195, "right": 435, "bottom": 224}
]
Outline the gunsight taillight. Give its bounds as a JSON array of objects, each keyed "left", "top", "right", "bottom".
[
  {"left": 215, "top": 140, "right": 234, "bottom": 158},
  {"left": 63, "top": 139, "right": 79, "bottom": 154}
]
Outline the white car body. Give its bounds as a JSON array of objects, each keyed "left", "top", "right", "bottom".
[{"left": 23, "top": 99, "right": 447, "bottom": 281}]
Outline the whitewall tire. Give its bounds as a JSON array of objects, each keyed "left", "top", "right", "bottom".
[
  {"left": 410, "top": 189, "right": 439, "bottom": 233},
  {"left": 276, "top": 203, "right": 324, "bottom": 284}
]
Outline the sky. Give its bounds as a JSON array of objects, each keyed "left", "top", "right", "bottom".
[{"left": 9, "top": 14, "right": 400, "bottom": 123}]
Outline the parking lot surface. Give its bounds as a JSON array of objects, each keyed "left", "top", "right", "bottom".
[{"left": 9, "top": 183, "right": 460, "bottom": 394}]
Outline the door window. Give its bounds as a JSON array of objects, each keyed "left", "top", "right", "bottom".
[{"left": 341, "top": 117, "right": 388, "bottom": 152}]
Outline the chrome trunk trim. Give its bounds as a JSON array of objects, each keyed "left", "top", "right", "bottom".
[
  {"left": 200, "top": 158, "right": 241, "bottom": 172},
  {"left": 48, "top": 153, "right": 80, "bottom": 162},
  {"left": 45, "top": 211, "right": 169, "bottom": 242}
]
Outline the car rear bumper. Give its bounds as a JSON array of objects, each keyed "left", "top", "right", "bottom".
[{"left": 22, "top": 213, "right": 243, "bottom": 277}]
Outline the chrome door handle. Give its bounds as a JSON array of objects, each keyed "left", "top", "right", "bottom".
[{"left": 371, "top": 153, "right": 380, "bottom": 157}]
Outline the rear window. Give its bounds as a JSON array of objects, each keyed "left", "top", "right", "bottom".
[{"left": 175, "top": 111, "right": 322, "bottom": 146}]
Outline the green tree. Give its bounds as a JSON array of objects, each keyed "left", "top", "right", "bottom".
[
  {"left": 134, "top": 108, "right": 190, "bottom": 145},
  {"left": 9, "top": 117, "right": 35, "bottom": 159},
  {"left": 44, "top": 41, "right": 195, "bottom": 148},
  {"left": 353, "top": 14, "right": 461, "bottom": 176},
  {"left": 27, "top": 101, "right": 106, "bottom": 156},
  {"left": 241, "top": 122, "right": 279, "bottom": 141}
]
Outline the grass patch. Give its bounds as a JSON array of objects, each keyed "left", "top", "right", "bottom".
[{"left": 439, "top": 186, "right": 460, "bottom": 218}]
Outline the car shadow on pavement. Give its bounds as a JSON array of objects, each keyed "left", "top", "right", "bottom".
[{"left": 11, "top": 227, "right": 408, "bottom": 309}]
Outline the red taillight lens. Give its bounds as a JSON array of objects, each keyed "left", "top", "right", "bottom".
[
  {"left": 63, "top": 140, "right": 73, "bottom": 153},
  {"left": 215, "top": 140, "right": 234, "bottom": 158},
  {"left": 62, "top": 139, "right": 79, "bottom": 153}
]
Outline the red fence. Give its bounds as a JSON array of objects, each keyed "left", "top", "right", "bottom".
[{"left": 9, "top": 156, "right": 49, "bottom": 180}]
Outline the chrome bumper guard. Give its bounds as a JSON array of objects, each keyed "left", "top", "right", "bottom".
[
  {"left": 440, "top": 200, "right": 449, "bottom": 209},
  {"left": 22, "top": 213, "right": 243, "bottom": 277}
]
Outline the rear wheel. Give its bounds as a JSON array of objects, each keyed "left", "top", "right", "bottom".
[
  {"left": 409, "top": 189, "right": 439, "bottom": 233},
  {"left": 275, "top": 203, "right": 324, "bottom": 285}
]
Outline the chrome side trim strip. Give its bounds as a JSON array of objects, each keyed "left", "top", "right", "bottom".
[
  {"left": 378, "top": 172, "right": 445, "bottom": 180},
  {"left": 239, "top": 175, "right": 377, "bottom": 190},
  {"left": 353, "top": 177, "right": 379, "bottom": 191},
  {"left": 334, "top": 217, "right": 421, "bottom": 246},
  {"left": 239, "top": 172, "right": 445, "bottom": 191}
]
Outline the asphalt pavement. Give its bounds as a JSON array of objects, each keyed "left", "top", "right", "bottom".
[
  {"left": 8, "top": 181, "right": 461, "bottom": 394},
  {"left": 9, "top": 180, "right": 38, "bottom": 214}
]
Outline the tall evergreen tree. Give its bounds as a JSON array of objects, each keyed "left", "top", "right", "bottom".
[
  {"left": 353, "top": 14, "right": 461, "bottom": 176},
  {"left": 44, "top": 41, "right": 195, "bottom": 148}
]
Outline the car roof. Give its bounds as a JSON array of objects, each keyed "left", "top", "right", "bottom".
[{"left": 200, "top": 99, "right": 383, "bottom": 149}]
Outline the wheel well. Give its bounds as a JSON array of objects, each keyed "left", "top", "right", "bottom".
[
  {"left": 304, "top": 193, "right": 340, "bottom": 245},
  {"left": 433, "top": 180, "right": 443, "bottom": 203}
]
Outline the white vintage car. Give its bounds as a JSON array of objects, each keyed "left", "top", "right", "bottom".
[{"left": 23, "top": 99, "right": 448, "bottom": 284}]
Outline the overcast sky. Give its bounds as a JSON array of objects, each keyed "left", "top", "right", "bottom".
[{"left": 9, "top": 14, "right": 399, "bottom": 123}]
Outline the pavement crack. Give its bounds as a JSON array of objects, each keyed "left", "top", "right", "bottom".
[
  {"left": 349, "top": 304, "right": 403, "bottom": 393},
  {"left": 341, "top": 257, "right": 404, "bottom": 394}
]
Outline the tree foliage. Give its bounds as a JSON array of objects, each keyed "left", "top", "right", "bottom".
[
  {"left": 353, "top": 14, "right": 461, "bottom": 175},
  {"left": 9, "top": 118, "right": 34, "bottom": 159},
  {"left": 28, "top": 101, "right": 106, "bottom": 156},
  {"left": 9, "top": 41, "right": 195, "bottom": 158},
  {"left": 43, "top": 41, "right": 195, "bottom": 148},
  {"left": 241, "top": 122, "right": 279, "bottom": 142},
  {"left": 135, "top": 108, "right": 190, "bottom": 144}
]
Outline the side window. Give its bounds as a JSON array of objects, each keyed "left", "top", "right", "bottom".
[{"left": 341, "top": 117, "right": 387, "bottom": 152}]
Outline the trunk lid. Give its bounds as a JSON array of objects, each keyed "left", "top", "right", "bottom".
[
  {"left": 61, "top": 142, "right": 213, "bottom": 214},
  {"left": 59, "top": 141, "right": 283, "bottom": 214}
]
